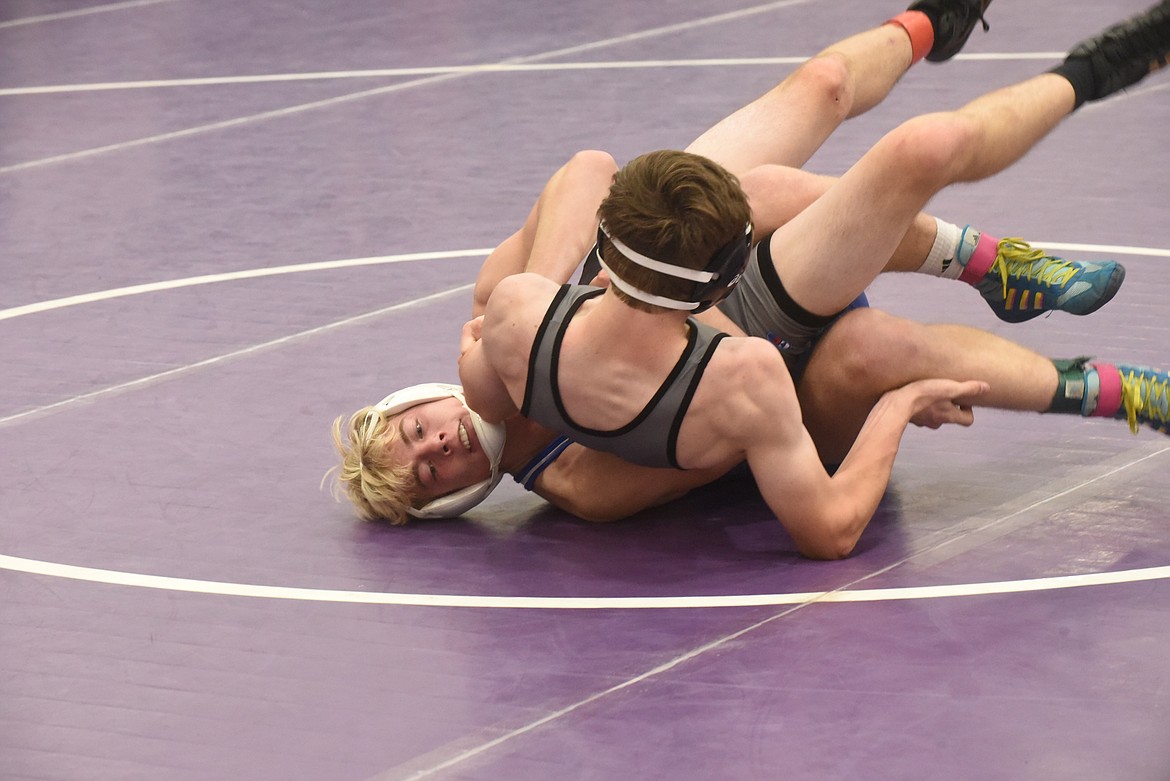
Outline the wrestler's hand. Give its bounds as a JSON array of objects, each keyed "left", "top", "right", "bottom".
[
  {"left": 460, "top": 316, "right": 484, "bottom": 358},
  {"left": 898, "top": 378, "right": 990, "bottom": 429}
]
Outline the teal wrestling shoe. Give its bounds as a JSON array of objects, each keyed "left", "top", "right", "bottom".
[
  {"left": 958, "top": 232, "right": 1126, "bottom": 324},
  {"left": 1115, "top": 364, "right": 1170, "bottom": 435}
]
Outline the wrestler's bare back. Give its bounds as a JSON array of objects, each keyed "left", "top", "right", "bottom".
[{"left": 471, "top": 272, "right": 815, "bottom": 475}]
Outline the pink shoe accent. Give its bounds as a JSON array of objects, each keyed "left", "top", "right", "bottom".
[
  {"left": 1090, "top": 362, "right": 1122, "bottom": 417},
  {"left": 958, "top": 233, "right": 998, "bottom": 285},
  {"left": 886, "top": 11, "right": 935, "bottom": 65}
]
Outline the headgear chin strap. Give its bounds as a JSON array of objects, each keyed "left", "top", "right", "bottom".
[
  {"left": 598, "top": 221, "right": 753, "bottom": 313},
  {"left": 369, "top": 383, "right": 506, "bottom": 519}
]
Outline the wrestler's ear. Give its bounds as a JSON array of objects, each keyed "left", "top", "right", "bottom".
[{"left": 590, "top": 269, "right": 611, "bottom": 288}]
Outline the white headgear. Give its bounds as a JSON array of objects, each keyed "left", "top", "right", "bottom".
[{"left": 368, "top": 383, "right": 506, "bottom": 518}]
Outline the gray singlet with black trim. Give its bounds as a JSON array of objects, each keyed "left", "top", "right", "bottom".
[{"left": 521, "top": 284, "right": 727, "bottom": 469}]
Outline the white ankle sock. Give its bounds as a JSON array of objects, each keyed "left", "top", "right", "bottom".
[{"left": 917, "top": 217, "right": 963, "bottom": 279}]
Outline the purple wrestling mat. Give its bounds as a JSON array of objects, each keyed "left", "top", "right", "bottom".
[{"left": 2, "top": 1, "right": 1168, "bottom": 779}]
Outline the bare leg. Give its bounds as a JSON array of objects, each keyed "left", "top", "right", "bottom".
[
  {"left": 798, "top": 308, "right": 1060, "bottom": 462},
  {"left": 472, "top": 150, "right": 617, "bottom": 313},
  {"left": 774, "top": 73, "right": 1076, "bottom": 317},
  {"left": 740, "top": 164, "right": 939, "bottom": 266},
  {"left": 741, "top": 1, "right": 1170, "bottom": 318},
  {"left": 686, "top": 22, "right": 916, "bottom": 174},
  {"left": 522, "top": 150, "right": 617, "bottom": 279}
]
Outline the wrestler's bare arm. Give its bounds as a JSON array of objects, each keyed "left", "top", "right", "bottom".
[
  {"left": 462, "top": 273, "right": 557, "bottom": 420},
  {"left": 697, "top": 342, "right": 988, "bottom": 559},
  {"left": 457, "top": 316, "right": 518, "bottom": 423},
  {"left": 473, "top": 230, "right": 528, "bottom": 318},
  {"left": 533, "top": 445, "right": 736, "bottom": 522},
  {"left": 473, "top": 150, "right": 617, "bottom": 316}
]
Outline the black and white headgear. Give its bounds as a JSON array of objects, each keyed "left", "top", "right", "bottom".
[
  {"left": 367, "top": 383, "right": 506, "bottom": 518},
  {"left": 596, "top": 220, "right": 753, "bottom": 313}
]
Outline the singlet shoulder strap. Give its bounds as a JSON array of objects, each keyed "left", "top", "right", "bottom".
[
  {"left": 521, "top": 285, "right": 601, "bottom": 418},
  {"left": 513, "top": 435, "right": 573, "bottom": 491},
  {"left": 665, "top": 326, "right": 728, "bottom": 468}
]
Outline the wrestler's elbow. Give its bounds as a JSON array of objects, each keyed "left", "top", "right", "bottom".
[
  {"left": 797, "top": 533, "right": 859, "bottom": 561},
  {"left": 788, "top": 508, "right": 866, "bottom": 560}
]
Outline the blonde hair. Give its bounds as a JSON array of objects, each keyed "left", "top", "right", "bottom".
[{"left": 326, "top": 406, "right": 417, "bottom": 524}]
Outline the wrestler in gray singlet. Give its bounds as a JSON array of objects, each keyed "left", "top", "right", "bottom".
[
  {"left": 526, "top": 233, "right": 868, "bottom": 470},
  {"left": 521, "top": 285, "right": 727, "bottom": 469}
]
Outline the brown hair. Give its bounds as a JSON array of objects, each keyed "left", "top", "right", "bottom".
[{"left": 597, "top": 150, "right": 751, "bottom": 313}]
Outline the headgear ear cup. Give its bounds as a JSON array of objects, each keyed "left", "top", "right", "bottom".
[
  {"left": 369, "top": 383, "right": 507, "bottom": 518},
  {"left": 689, "top": 223, "right": 753, "bottom": 312},
  {"left": 596, "top": 222, "right": 753, "bottom": 312}
]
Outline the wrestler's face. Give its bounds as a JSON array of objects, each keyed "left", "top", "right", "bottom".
[{"left": 389, "top": 397, "right": 493, "bottom": 504}]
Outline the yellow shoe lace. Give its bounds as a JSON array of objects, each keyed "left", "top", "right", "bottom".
[
  {"left": 1119, "top": 368, "right": 1170, "bottom": 434},
  {"left": 990, "top": 238, "right": 1078, "bottom": 302}
]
